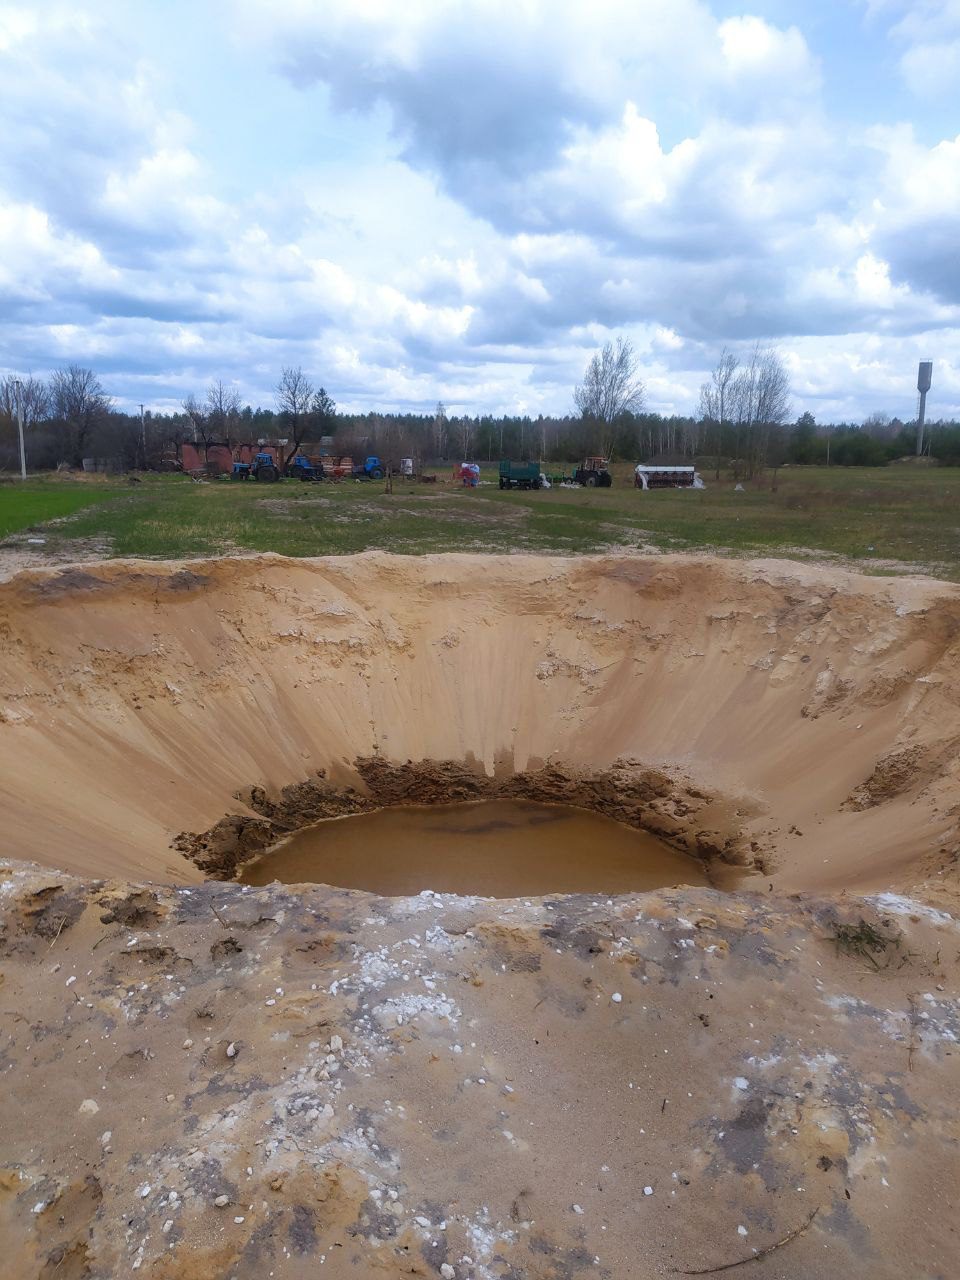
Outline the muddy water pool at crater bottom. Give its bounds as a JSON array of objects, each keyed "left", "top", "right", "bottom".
[{"left": 238, "top": 798, "right": 711, "bottom": 896}]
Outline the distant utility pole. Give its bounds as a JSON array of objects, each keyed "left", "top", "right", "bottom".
[
  {"left": 139, "top": 403, "right": 146, "bottom": 470},
  {"left": 14, "top": 378, "right": 26, "bottom": 480}
]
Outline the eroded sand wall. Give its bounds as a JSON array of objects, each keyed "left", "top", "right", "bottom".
[{"left": 0, "top": 553, "right": 958, "bottom": 900}]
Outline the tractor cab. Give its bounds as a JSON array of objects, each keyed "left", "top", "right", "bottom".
[
  {"left": 574, "top": 457, "right": 612, "bottom": 487},
  {"left": 251, "top": 452, "right": 280, "bottom": 482}
]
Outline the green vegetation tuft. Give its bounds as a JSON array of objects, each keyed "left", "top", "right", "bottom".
[{"left": 830, "top": 918, "right": 903, "bottom": 968}]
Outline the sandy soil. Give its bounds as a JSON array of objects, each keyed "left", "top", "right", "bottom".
[
  {"left": 1, "top": 552, "right": 959, "bottom": 1278},
  {"left": 0, "top": 552, "right": 957, "bottom": 905},
  {"left": 0, "top": 534, "right": 114, "bottom": 581},
  {"left": 1, "top": 864, "right": 957, "bottom": 1279}
]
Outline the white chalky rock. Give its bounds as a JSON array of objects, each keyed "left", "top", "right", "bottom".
[
  {"left": 643, "top": 1186, "right": 654, "bottom": 1196},
  {"left": 214, "top": 1195, "right": 230, "bottom": 1208},
  {"left": 737, "top": 1225, "right": 748, "bottom": 1236},
  {"left": 441, "top": 1266, "right": 456, "bottom": 1279},
  {"left": 611, "top": 992, "right": 622, "bottom": 1003},
  {"left": 79, "top": 1099, "right": 99, "bottom": 1115},
  {"left": 226, "top": 1042, "right": 237, "bottom": 1058},
  {"left": 330, "top": 1034, "right": 343, "bottom": 1052},
  {"left": 572, "top": 1204, "right": 584, "bottom": 1215}
]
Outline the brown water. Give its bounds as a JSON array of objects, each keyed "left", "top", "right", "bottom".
[{"left": 238, "top": 799, "right": 710, "bottom": 896}]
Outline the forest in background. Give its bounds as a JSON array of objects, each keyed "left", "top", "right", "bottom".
[{"left": 2, "top": 342, "right": 957, "bottom": 476}]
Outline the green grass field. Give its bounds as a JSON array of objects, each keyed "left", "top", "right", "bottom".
[
  {"left": 2, "top": 463, "right": 959, "bottom": 578},
  {"left": 0, "top": 480, "right": 127, "bottom": 540}
]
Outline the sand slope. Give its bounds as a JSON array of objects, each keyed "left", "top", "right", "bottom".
[{"left": 0, "top": 553, "right": 958, "bottom": 904}]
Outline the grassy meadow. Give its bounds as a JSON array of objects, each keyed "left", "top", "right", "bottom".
[{"left": 1, "top": 462, "right": 959, "bottom": 579}]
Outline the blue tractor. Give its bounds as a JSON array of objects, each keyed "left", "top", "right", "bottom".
[
  {"left": 289, "top": 454, "right": 323, "bottom": 482},
  {"left": 352, "top": 455, "right": 384, "bottom": 480},
  {"left": 232, "top": 451, "right": 280, "bottom": 481},
  {"left": 250, "top": 451, "right": 280, "bottom": 482}
]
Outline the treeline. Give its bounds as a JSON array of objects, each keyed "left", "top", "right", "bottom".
[
  {"left": 701, "top": 413, "right": 960, "bottom": 472},
  {"left": 1, "top": 364, "right": 958, "bottom": 473}
]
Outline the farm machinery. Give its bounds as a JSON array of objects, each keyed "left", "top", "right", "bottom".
[
  {"left": 313, "top": 455, "right": 386, "bottom": 481},
  {"left": 634, "top": 465, "right": 699, "bottom": 489},
  {"left": 232, "top": 451, "right": 281, "bottom": 482},
  {"left": 288, "top": 454, "right": 326, "bottom": 481},
  {"left": 573, "top": 457, "right": 612, "bottom": 487},
  {"left": 353, "top": 455, "right": 385, "bottom": 479},
  {"left": 498, "top": 460, "right": 542, "bottom": 490}
]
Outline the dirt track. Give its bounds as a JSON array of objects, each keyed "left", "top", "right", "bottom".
[{"left": 1, "top": 552, "right": 959, "bottom": 1278}]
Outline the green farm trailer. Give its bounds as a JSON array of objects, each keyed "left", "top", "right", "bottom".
[{"left": 499, "top": 460, "right": 542, "bottom": 490}]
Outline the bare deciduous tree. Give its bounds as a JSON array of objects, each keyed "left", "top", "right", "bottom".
[
  {"left": 205, "top": 380, "right": 242, "bottom": 444},
  {"left": 574, "top": 337, "right": 645, "bottom": 456},
  {"left": 729, "top": 344, "right": 791, "bottom": 479},
  {"left": 709, "top": 348, "right": 738, "bottom": 480},
  {"left": 0, "top": 374, "right": 49, "bottom": 428},
  {"left": 433, "top": 400, "right": 448, "bottom": 460},
  {"left": 181, "top": 394, "right": 212, "bottom": 458},
  {"left": 276, "top": 366, "right": 314, "bottom": 469},
  {"left": 49, "top": 365, "right": 111, "bottom": 467},
  {"left": 456, "top": 414, "right": 474, "bottom": 460}
]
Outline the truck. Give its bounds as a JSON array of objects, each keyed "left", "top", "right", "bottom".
[
  {"left": 573, "top": 456, "right": 612, "bottom": 487},
  {"left": 498, "top": 460, "right": 542, "bottom": 490}
]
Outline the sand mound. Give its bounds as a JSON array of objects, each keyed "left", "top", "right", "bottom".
[{"left": 0, "top": 552, "right": 958, "bottom": 904}]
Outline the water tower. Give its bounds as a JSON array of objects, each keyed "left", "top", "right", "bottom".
[{"left": 916, "top": 361, "right": 933, "bottom": 456}]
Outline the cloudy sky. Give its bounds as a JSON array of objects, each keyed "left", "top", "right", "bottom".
[{"left": 1, "top": 0, "right": 958, "bottom": 421}]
